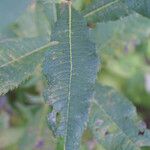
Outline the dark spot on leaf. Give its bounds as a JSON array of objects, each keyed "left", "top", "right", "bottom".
[
  {"left": 138, "top": 130, "right": 145, "bottom": 136},
  {"left": 56, "top": 112, "right": 61, "bottom": 126},
  {"left": 105, "top": 131, "right": 109, "bottom": 136}
]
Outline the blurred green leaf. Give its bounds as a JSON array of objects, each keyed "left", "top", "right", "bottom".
[
  {"left": 90, "top": 13, "right": 150, "bottom": 56},
  {"left": 0, "top": 37, "right": 58, "bottom": 95},
  {"left": 123, "top": 72, "right": 150, "bottom": 108},
  {"left": 12, "top": 0, "right": 57, "bottom": 38},
  {"left": 82, "top": 0, "right": 150, "bottom": 23},
  {"left": 19, "top": 105, "right": 56, "bottom": 150},
  {"left": 89, "top": 83, "right": 150, "bottom": 150},
  {"left": 142, "top": 147, "right": 150, "bottom": 150},
  {"left": 0, "top": 128, "right": 24, "bottom": 149}
]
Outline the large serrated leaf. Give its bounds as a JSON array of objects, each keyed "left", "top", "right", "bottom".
[
  {"left": 43, "top": 4, "right": 98, "bottom": 150},
  {"left": 82, "top": 0, "right": 150, "bottom": 23},
  {"left": 0, "top": 37, "right": 58, "bottom": 95},
  {"left": 89, "top": 83, "right": 150, "bottom": 150}
]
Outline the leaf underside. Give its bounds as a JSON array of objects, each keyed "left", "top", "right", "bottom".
[
  {"left": 89, "top": 83, "right": 150, "bottom": 150},
  {"left": 43, "top": 5, "right": 98, "bottom": 150},
  {"left": 83, "top": 0, "right": 150, "bottom": 23}
]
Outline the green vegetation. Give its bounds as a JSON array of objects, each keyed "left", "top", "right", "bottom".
[{"left": 0, "top": 0, "right": 150, "bottom": 150}]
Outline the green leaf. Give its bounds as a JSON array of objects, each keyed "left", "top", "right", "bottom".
[
  {"left": 37, "top": 0, "right": 57, "bottom": 29},
  {"left": 12, "top": 0, "right": 57, "bottom": 38},
  {"left": 90, "top": 13, "right": 150, "bottom": 56},
  {"left": 82, "top": 0, "right": 150, "bottom": 23},
  {"left": 0, "top": 37, "right": 58, "bottom": 95},
  {"left": 43, "top": 4, "right": 98, "bottom": 150},
  {"left": 89, "top": 83, "right": 150, "bottom": 150}
]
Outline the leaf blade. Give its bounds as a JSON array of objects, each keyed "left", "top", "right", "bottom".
[
  {"left": 90, "top": 13, "right": 150, "bottom": 56},
  {"left": 43, "top": 5, "right": 98, "bottom": 150},
  {"left": 89, "top": 84, "right": 150, "bottom": 150},
  {"left": 0, "top": 37, "right": 58, "bottom": 95},
  {"left": 83, "top": 0, "right": 150, "bottom": 23}
]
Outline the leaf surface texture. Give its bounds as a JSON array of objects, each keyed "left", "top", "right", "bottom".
[
  {"left": 0, "top": 37, "right": 57, "bottom": 95},
  {"left": 83, "top": 0, "right": 150, "bottom": 23},
  {"left": 89, "top": 84, "right": 150, "bottom": 150},
  {"left": 43, "top": 5, "right": 98, "bottom": 150}
]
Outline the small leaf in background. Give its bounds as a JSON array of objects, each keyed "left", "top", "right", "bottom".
[
  {"left": 89, "top": 83, "right": 150, "bottom": 150},
  {"left": 12, "top": 0, "right": 57, "bottom": 38},
  {"left": 83, "top": 0, "right": 130, "bottom": 23},
  {"left": 90, "top": 13, "right": 150, "bottom": 57},
  {"left": 43, "top": 4, "right": 98, "bottom": 150},
  {"left": 82, "top": 0, "right": 150, "bottom": 23},
  {"left": 89, "top": 13, "right": 150, "bottom": 108}
]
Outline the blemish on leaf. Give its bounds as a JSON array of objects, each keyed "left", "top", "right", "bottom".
[
  {"left": 138, "top": 130, "right": 145, "bottom": 136},
  {"left": 104, "top": 130, "right": 109, "bottom": 136},
  {"left": 56, "top": 112, "right": 61, "bottom": 126}
]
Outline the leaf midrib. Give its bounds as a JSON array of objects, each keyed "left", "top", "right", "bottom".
[
  {"left": 0, "top": 41, "right": 58, "bottom": 68},
  {"left": 65, "top": 4, "right": 73, "bottom": 149}
]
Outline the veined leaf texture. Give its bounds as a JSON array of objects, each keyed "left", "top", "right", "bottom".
[
  {"left": 0, "top": 37, "right": 58, "bottom": 95},
  {"left": 83, "top": 0, "right": 150, "bottom": 23},
  {"left": 43, "top": 4, "right": 98, "bottom": 150},
  {"left": 89, "top": 84, "right": 150, "bottom": 150}
]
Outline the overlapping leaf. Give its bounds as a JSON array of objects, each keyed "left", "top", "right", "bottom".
[
  {"left": 12, "top": 0, "right": 57, "bottom": 38},
  {"left": 90, "top": 13, "right": 150, "bottom": 56},
  {"left": 82, "top": 0, "right": 150, "bottom": 23},
  {"left": 89, "top": 83, "right": 150, "bottom": 150},
  {"left": 43, "top": 4, "right": 98, "bottom": 150},
  {"left": 0, "top": 37, "right": 58, "bottom": 95}
]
